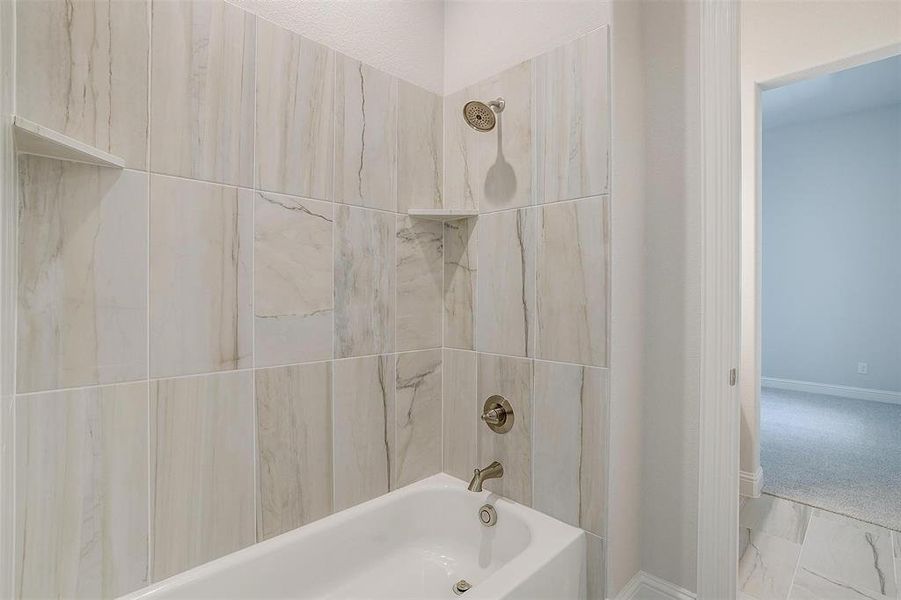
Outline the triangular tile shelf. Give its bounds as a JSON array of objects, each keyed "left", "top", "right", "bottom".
[
  {"left": 12, "top": 116, "right": 125, "bottom": 168},
  {"left": 407, "top": 208, "right": 478, "bottom": 222}
]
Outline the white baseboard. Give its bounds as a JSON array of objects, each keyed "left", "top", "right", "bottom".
[
  {"left": 614, "top": 571, "right": 696, "bottom": 600},
  {"left": 739, "top": 466, "right": 763, "bottom": 498},
  {"left": 762, "top": 377, "right": 901, "bottom": 406}
]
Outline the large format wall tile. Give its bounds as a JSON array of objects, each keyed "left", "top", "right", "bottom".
[
  {"left": 478, "top": 61, "right": 533, "bottom": 212},
  {"left": 477, "top": 209, "right": 535, "bottom": 357},
  {"left": 256, "top": 363, "right": 333, "bottom": 540},
  {"left": 255, "top": 192, "right": 333, "bottom": 366},
  {"left": 333, "top": 355, "right": 395, "bottom": 511},
  {"left": 397, "top": 81, "right": 443, "bottom": 212},
  {"left": 532, "top": 361, "right": 607, "bottom": 536},
  {"left": 443, "top": 85, "right": 479, "bottom": 210},
  {"left": 394, "top": 350, "right": 442, "bottom": 487},
  {"left": 255, "top": 20, "right": 334, "bottom": 199},
  {"left": 533, "top": 27, "right": 609, "bottom": 203},
  {"left": 443, "top": 62, "right": 532, "bottom": 212},
  {"left": 444, "top": 219, "right": 477, "bottom": 350},
  {"left": 536, "top": 196, "right": 608, "bottom": 366},
  {"left": 151, "top": 371, "right": 255, "bottom": 581},
  {"left": 443, "top": 349, "right": 477, "bottom": 481},
  {"left": 16, "top": 383, "right": 148, "bottom": 598},
  {"left": 17, "top": 158, "right": 147, "bottom": 393},
  {"left": 16, "top": 0, "right": 149, "bottom": 168},
  {"left": 335, "top": 205, "right": 395, "bottom": 358},
  {"left": 396, "top": 216, "right": 443, "bottom": 352},
  {"left": 477, "top": 353, "right": 532, "bottom": 505},
  {"left": 586, "top": 533, "right": 606, "bottom": 600},
  {"left": 150, "top": 1, "right": 254, "bottom": 186},
  {"left": 150, "top": 176, "right": 252, "bottom": 378},
  {"left": 335, "top": 56, "right": 397, "bottom": 211}
]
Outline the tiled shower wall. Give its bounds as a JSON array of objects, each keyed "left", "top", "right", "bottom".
[
  {"left": 12, "top": 0, "right": 444, "bottom": 596},
  {"left": 441, "top": 26, "right": 611, "bottom": 598},
  {"left": 10, "top": 0, "right": 611, "bottom": 595}
]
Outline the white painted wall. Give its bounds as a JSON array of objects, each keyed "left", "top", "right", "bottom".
[
  {"left": 740, "top": 0, "right": 901, "bottom": 485},
  {"left": 607, "top": 0, "right": 646, "bottom": 595},
  {"left": 226, "top": 0, "right": 446, "bottom": 93},
  {"left": 762, "top": 104, "right": 901, "bottom": 393},
  {"left": 638, "top": 0, "right": 702, "bottom": 592},
  {"left": 442, "top": 0, "right": 609, "bottom": 94},
  {"left": 228, "top": 0, "right": 611, "bottom": 96}
]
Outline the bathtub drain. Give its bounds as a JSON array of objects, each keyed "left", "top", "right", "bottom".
[{"left": 453, "top": 579, "right": 472, "bottom": 595}]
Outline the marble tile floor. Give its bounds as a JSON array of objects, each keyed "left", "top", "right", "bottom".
[{"left": 740, "top": 493, "right": 901, "bottom": 600}]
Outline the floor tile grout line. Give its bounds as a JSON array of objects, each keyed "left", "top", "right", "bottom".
[{"left": 783, "top": 503, "right": 812, "bottom": 599}]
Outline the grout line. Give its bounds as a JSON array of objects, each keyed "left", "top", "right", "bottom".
[
  {"left": 145, "top": 0, "right": 153, "bottom": 582},
  {"left": 330, "top": 37, "right": 338, "bottom": 513},
  {"left": 784, "top": 511, "right": 812, "bottom": 600},
  {"left": 250, "top": 12, "right": 259, "bottom": 544},
  {"left": 6, "top": 0, "right": 17, "bottom": 595},
  {"left": 10, "top": 345, "right": 450, "bottom": 400}
]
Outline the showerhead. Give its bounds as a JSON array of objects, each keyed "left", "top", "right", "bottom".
[{"left": 463, "top": 97, "right": 505, "bottom": 132}]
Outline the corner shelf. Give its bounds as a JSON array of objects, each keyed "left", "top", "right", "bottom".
[
  {"left": 407, "top": 208, "right": 478, "bottom": 222},
  {"left": 12, "top": 116, "right": 125, "bottom": 168}
]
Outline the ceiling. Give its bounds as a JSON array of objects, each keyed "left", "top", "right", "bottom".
[{"left": 763, "top": 53, "right": 901, "bottom": 129}]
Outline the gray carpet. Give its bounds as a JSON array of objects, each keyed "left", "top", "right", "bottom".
[{"left": 761, "top": 387, "right": 901, "bottom": 532}]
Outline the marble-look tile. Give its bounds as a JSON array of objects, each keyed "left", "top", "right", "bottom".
[
  {"left": 149, "top": 176, "right": 252, "bottom": 377},
  {"left": 533, "top": 27, "right": 610, "bottom": 203},
  {"left": 532, "top": 361, "right": 607, "bottom": 536},
  {"left": 536, "top": 196, "right": 608, "bottom": 366},
  {"left": 789, "top": 567, "right": 895, "bottom": 600},
  {"left": 150, "top": 371, "right": 255, "bottom": 581},
  {"left": 799, "top": 509, "right": 897, "bottom": 598},
  {"left": 255, "top": 19, "right": 334, "bottom": 199},
  {"left": 333, "top": 355, "right": 395, "bottom": 510},
  {"left": 397, "top": 81, "right": 443, "bottom": 213},
  {"left": 17, "top": 158, "right": 147, "bottom": 393},
  {"left": 256, "top": 362, "right": 333, "bottom": 540},
  {"left": 586, "top": 532, "right": 606, "bottom": 600},
  {"left": 894, "top": 532, "right": 900, "bottom": 600},
  {"left": 334, "top": 205, "right": 395, "bottom": 358},
  {"left": 478, "top": 61, "right": 533, "bottom": 212},
  {"left": 444, "top": 219, "right": 477, "bottom": 350},
  {"left": 16, "top": 0, "right": 148, "bottom": 168},
  {"left": 739, "top": 495, "right": 811, "bottom": 545},
  {"left": 739, "top": 527, "right": 802, "bottom": 600},
  {"left": 150, "top": 0, "right": 254, "bottom": 186},
  {"left": 477, "top": 353, "right": 532, "bottom": 505},
  {"left": 394, "top": 350, "right": 442, "bottom": 487},
  {"left": 477, "top": 209, "right": 535, "bottom": 357},
  {"left": 442, "top": 85, "right": 479, "bottom": 210},
  {"left": 443, "top": 349, "right": 478, "bottom": 481},
  {"left": 396, "top": 216, "right": 443, "bottom": 352},
  {"left": 16, "top": 383, "right": 148, "bottom": 598},
  {"left": 254, "top": 192, "right": 333, "bottom": 367},
  {"left": 443, "top": 62, "right": 533, "bottom": 212},
  {"left": 335, "top": 56, "right": 397, "bottom": 211}
]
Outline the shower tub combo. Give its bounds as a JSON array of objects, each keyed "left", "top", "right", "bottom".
[{"left": 121, "top": 474, "right": 587, "bottom": 599}]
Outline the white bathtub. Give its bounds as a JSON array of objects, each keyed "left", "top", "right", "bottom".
[{"left": 122, "top": 473, "right": 587, "bottom": 599}]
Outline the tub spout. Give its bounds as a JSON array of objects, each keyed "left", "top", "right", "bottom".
[{"left": 467, "top": 461, "right": 504, "bottom": 492}]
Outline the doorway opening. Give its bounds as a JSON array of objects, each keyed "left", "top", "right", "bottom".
[{"left": 739, "top": 51, "right": 901, "bottom": 600}]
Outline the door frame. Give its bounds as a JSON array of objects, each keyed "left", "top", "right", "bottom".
[
  {"left": 695, "top": 1, "right": 741, "bottom": 598},
  {"left": 697, "top": 4, "right": 901, "bottom": 593}
]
